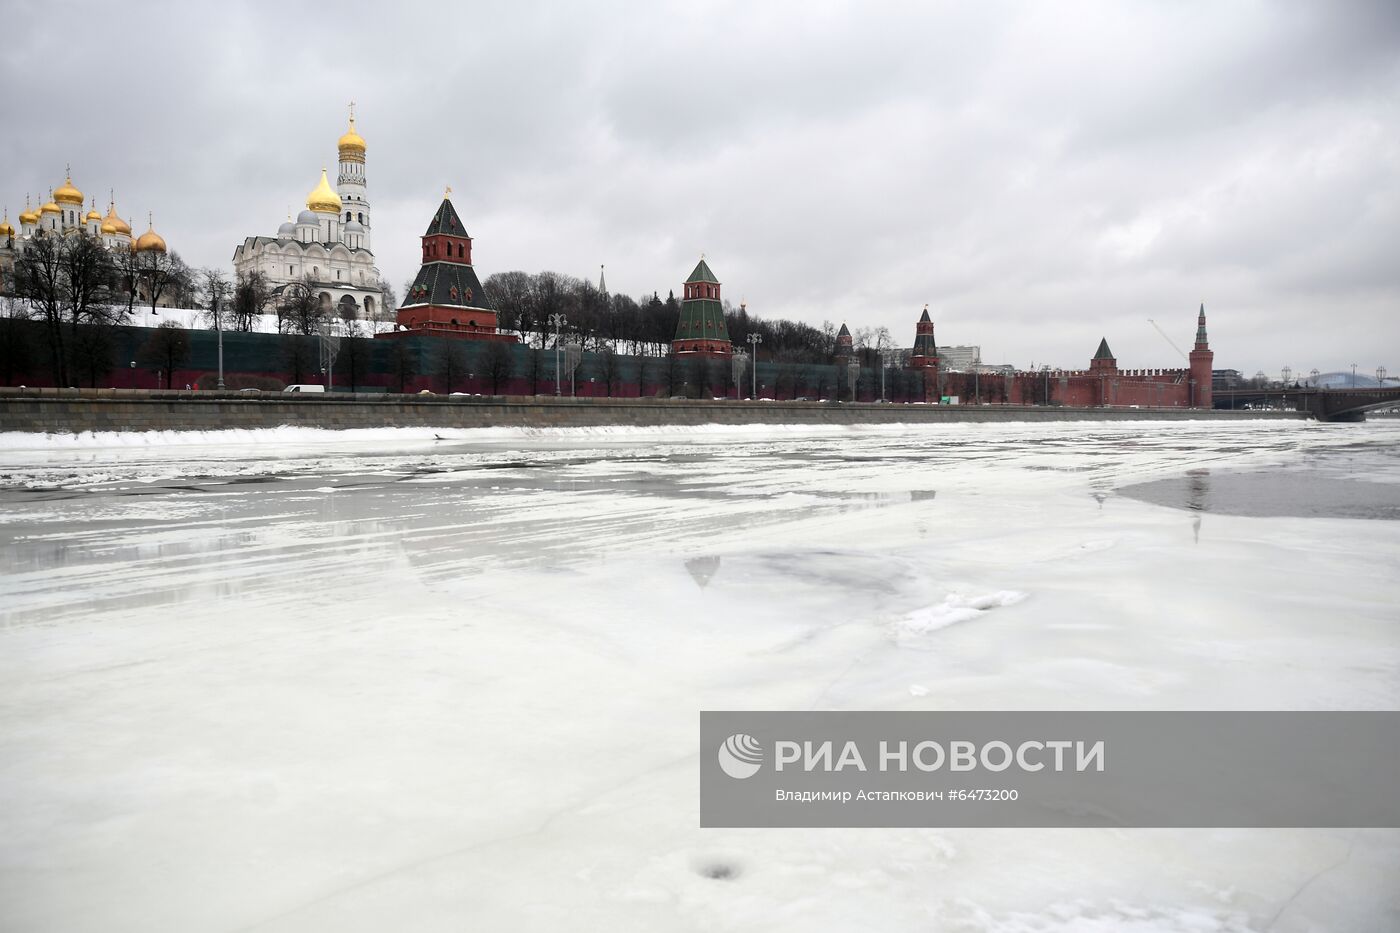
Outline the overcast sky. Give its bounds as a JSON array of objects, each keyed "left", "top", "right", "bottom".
[{"left": 4, "top": 1, "right": 1396, "bottom": 375}]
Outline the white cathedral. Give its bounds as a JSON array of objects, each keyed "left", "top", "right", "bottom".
[{"left": 232, "top": 108, "right": 384, "bottom": 319}]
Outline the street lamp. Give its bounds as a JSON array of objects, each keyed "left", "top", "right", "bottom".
[
  {"left": 549, "top": 313, "right": 567, "bottom": 396},
  {"left": 1310, "top": 368, "right": 1320, "bottom": 387},
  {"left": 1281, "top": 365, "right": 1291, "bottom": 387},
  {"left": 1351, "top": 363, "right": 1358, "bottom": 388},
  {"left": 880, "top": 348, "right": 900, "bottom": 401},
  {"left": 746, "top": 333, "right": 762, "bottom": 399},
  {"left": 1378, "top": 366, "right": 1388, "bottom": 387},
  {"left": 215, "top": 302, "right": 225, "bottom": 390}
]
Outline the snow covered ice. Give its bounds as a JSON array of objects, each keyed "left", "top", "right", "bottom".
[{"left": 1, "top": 420, "right": 1398, "bottom": 932}]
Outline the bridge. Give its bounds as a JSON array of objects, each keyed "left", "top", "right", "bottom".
[{"left": 1214, "top": 386, "right": 1400, "bottom": 422}]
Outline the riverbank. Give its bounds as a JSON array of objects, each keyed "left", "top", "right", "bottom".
[{"left": 0, "top": 387, "right": 1306, "bottom": 434}]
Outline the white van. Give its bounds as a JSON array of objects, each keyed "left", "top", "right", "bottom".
[{"left": 282, "top": 384, "right": 326, "bottom": 394}]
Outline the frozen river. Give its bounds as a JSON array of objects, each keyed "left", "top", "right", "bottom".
[{"left": 2, "top": 420, "right": 1398, "bottom": 932}]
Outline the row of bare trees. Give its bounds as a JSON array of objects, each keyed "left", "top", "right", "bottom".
[
  {"left": 7, "top": 229, "right": 198, "bottom": 385},
  {"left": 479, "top": 270, "right": 897, "bottom": 365},
  {"left": 224, "top": 270, "right": 397, "bottom": 337}
]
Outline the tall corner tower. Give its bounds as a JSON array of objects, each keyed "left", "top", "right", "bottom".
[
  {"left": 1189, "top": 303, "right": 1213, "bottom": 408},
  {"left": 336, "top": 103, "right": 370, "bottom": 251},
  {"left": 673, "top": 257, "right": 732, "bottom": 357}
]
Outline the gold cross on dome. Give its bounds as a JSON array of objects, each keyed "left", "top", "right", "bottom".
[{"left": 348, "top": 100, "right": 356, "bottom": 122}]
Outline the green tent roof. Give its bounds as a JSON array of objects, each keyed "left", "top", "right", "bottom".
[
  {"left": 686, "top": 258, "right": 719, "bottom": 285},
  {"left": 1093, "top": 338, "right": 1115, "bottom": 360}
]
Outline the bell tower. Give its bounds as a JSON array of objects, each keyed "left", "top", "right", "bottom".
[{"left": 336, "top": 102, "right": 371, "bottom": 251}]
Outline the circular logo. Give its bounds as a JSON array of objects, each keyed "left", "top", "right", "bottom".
[{"left": 718, "top": 733, "right": 763, "bottom": 779}]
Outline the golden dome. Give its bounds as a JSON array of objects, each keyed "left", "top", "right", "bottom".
[
  {"left": 85, "top": 199, "right": 102, "bottom": 223},
  {"left": 54, "top": 172, "right": 83, "bottom": 206},
  {"left": 338, "top": 116, "right": 366, "bottom": 156},
  {"left": 134, "top": 214, "right": 167, "bottom": 253},
  {"left": 105, "top": 201, "right": 131, "bottom": 235},
  {"left": 19, "top": 198, "right": 38, "bottom": 226},
  {"left": 40, "top": 191, "right": 60, "bottom": 215},
  {"left": 101, "top": 219, "right": 118, "bottom": 235},
  {"left": 306, "top": 168, "right": 342, "bottom": 214},
  {"left": 0, "top": 211, "right": 13, "bottom": 237}
]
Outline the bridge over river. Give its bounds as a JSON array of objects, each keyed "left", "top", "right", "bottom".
[{"left": 1214, "top": 386, "right": 1400, "bottom": 422}]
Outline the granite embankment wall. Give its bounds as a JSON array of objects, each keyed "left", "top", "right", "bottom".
[{"left": 0, "top": 388, "right": 1308, "bottom": 434}]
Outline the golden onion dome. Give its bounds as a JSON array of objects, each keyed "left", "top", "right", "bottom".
[
  {"left": 105, "top": 202, "right": 131, "bottom": 235},
  {"left": 134, "top": 214, "right": 167, "bottom": 253},
  {"left": 101, "top": 219, "right": 118, "bottom": 235},
  {"left": 338, "top": 116, "right": 366, "bottom": 156},
  {"left": 306, "top": 168, "right": 342, "bottom": 214},
  {"left": 40, "top": 192, "right": 61, "bottom": 215},
  {"left": 54, "top": 172, "right": 83, "bottom": 206},
  {"left": 85, "top": 199, "right": 102, "bottom": 223},
  {"left": 0, "top": 211, "right": 13, "bottom": 237},
  {"left": 19, "top": 198, "right": 38, "bottom": 225}
]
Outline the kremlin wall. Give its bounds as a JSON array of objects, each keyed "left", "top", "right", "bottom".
[{"left": 1, "top": 108, "right": 1217, "bottom": 414}]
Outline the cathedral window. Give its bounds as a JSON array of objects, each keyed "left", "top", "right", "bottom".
[
  {"left": 358, "top": 212, "right": 364, "bottom": 224},
  {"left": 457, "top": 244, "right": 464, "bottom": 258}
]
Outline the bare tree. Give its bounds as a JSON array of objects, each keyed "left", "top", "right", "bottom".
[
  {"left": 484, "top": 340, "right": 514, "bottom": 394},
  {"left": 200, "top": 268, "right": 232, "bottom": 331},
  {"left": 138, "top": 320, "right": 191, "bottom": 389},
  {"left": 598, "top": 346, "right": 622, "bottom": 396},
  {"left": 278, "top": 278, "right": 326, "bottom": 336},
  {"left": 432, "top": 339, "right": 466, "bottom": 393},
  {"left": 233, "top": 270, "right": 271, "bottom": 331}
]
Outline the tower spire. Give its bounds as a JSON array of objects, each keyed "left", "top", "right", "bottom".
[
  {"left": 599, "top": 264, "right": 607, "bottom": 295},
  {"left": 1195, "top": 303, "right": 1209, "bottom": 350}
]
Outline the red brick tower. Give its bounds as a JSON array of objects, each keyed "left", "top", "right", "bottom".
[
  {"left": 908, "top": 304, "right": 940, "bottom": 402},
  {"left": 1189, "top": 303, "right": 1213, "bottom": 408},
  {"left": 383, "top": 192, "right": 515, "bottom": 342},
  {"left": 909, "top": 305, "right": 938, "bottom": 369},
  {"left": 835, "top": 322, "right": 853, "bottom": 359},
  {"left": 1089, "top": 338, "right": 1117, "bottom": 374}
]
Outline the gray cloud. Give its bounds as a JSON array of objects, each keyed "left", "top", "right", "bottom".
[{"left": 3, "top": 0, "right": 1396, "bottom": 376}]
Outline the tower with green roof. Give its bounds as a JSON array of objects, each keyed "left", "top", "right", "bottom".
[{"left": 672, "top": 257, "right": 732, "bottom": 357}]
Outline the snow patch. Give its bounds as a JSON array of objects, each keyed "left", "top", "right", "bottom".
[{"left": 896, "top": 590, "right": 1028, "bottom": 635}]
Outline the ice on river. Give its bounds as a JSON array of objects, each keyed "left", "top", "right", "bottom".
[{"left": 1, "top": 420, "right": 1398, "bottom": 932}]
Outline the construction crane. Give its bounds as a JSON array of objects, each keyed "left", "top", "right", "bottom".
[{"left": 1146, "top": 319, "right": 1188, "bottom": 361}]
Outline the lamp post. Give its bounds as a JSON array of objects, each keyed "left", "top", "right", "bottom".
[
  {"left": 1281, "top": 365, "right": 1291, "bottom": 387},
  {"left": 1351, "top": 363, "right": 1357, "bottom": 388},
  {"left": 747, "top": 333, "right": 762, "bottom": 399},
  {"left": 1378, "top": 365, "right": 1387, "bottom": 388},
  {"left": 549, "top": 313, "right": 567, "bottom": 396},
  {"left": 731, "top": 349, "right": 748, "bottom": 400},
  {"left": 215, "top": 301, "right": 225, "bottom": 390},
  {"left": 881, "top": 348, "right": 900, "bottom": 401},
  {"left": 1310, "top": 368, "right": 1319, "bottom": 387}
]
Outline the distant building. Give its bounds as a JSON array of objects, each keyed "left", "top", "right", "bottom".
[
  {"left": 907, "top": 304, "right": 1214, "bottom": 408},
  {"left": 0, "top": 169, "right": 172, "bottom": 302},
  {"left": 231, "top": 107, "right": 382, "bottom": 319},
  {"left": 937, "top": 345, "right": 981, "bottom": 371},
  {"left": 1213, "top": 369, "right": 1243, "bottom": 390}
]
